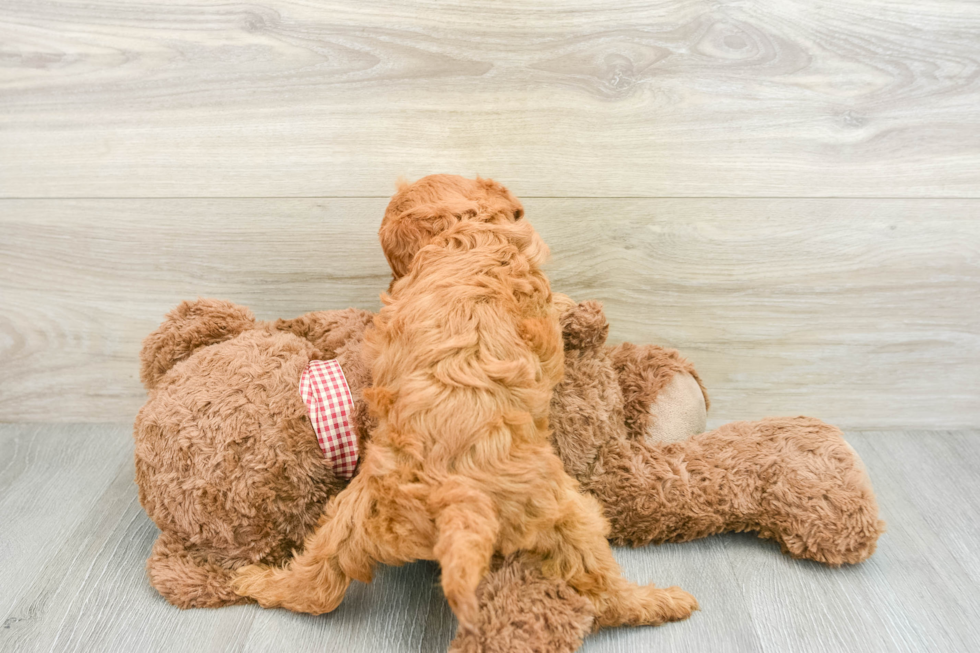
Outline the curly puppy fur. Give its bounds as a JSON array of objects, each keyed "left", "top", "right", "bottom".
[
  {"left": 230, "top": 175, "right": 698, "bottom": 630},
  {"left": 378, "top": 174, "right": 524, "bottom": 283}
]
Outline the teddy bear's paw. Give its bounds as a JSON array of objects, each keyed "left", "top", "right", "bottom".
[
  {"left": 145, "top": 534, "right": 250, "bottom": 609},
  {"left": 558, "top": 299, "right": 609, "bottom": 350},
  {"left": 775, "top": 510, "right": 885, "bottom": 567},
  {"left": 646, "top": 371, "right": 707, "bottom": 445},
  {"left": 754, "top": 417, "right": 885, "bottom": 566}
]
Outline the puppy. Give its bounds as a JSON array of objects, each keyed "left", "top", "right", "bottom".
[{"left": 232, "top": 175, "right": 697, "bottom": 630}]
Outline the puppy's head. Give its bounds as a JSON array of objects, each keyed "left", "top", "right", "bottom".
[{"left": 379, "top": 175, "right": 524, "bottom": 281}]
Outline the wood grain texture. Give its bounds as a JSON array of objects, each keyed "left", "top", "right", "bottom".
[
  {"left": 2, "top": 425, "right": 980, "bottom": 652},
  {"left": 0, "top": 198, "right": 391, "bottom": 423},
  {"left": 1, "top": 0, "right": 979, "bottom": 198},
  {"left": 0, "top": 425, "right": 136, "bottom": 624},
  {"left": 2, "top": 198, "right": 977, "bottom": 428}
]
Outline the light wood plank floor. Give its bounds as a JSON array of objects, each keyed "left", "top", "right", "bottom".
[{"left": 1, "top": 424, "right": 978, "bottom": 653}]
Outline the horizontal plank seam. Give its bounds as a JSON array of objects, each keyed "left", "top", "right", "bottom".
[{"left": 2, "top": 196, "right": 979, "bottom": 201}]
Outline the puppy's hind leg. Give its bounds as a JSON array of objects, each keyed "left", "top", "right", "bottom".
[
  {"left": 231, "top": 474, "right": 376, "bottom": 614},
  {"left": 538, "top": 482, "right": 698, "bottom": 629},
  {"left": 431, "top": 478, "right": 500, "bottom": 628}
]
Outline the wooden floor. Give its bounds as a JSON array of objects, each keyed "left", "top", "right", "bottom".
[{"left": 1, "top": 424, "right": 978, "bottom": 653}]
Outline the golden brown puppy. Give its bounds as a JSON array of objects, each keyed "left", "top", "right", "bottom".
[{"left": 232, "top": 175, "right": 698, "bottom": 630}]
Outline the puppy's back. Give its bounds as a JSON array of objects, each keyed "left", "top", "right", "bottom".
[{"left": 363, "top": 218, "right": 562, "bottom": 464}]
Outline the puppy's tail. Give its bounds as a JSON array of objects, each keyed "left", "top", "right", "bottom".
[{"left": 431, "top": 478, "right": 500, "bottom": 629}]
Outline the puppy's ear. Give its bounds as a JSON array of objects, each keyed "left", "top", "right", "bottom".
[
  {"left": 476, "top": 176, "right": 524, "bottom": 222},
  {"left": 379, "top": 203, "right": 472, "bottom": 279}
]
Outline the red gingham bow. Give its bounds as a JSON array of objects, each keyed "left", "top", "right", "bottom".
[{"left": 299, "top": 359, "right": 359, "bottom": 479}]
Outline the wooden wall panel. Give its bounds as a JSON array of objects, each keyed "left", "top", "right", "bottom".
[
  {"left": 1, "top": 0, "right": 978, "bottom": 198},
  {"left": 2, "top": 0, "right": 977, "bottom": 428},
  {"left": 2, "top": 198, "right": 976, "bottom": 428}
]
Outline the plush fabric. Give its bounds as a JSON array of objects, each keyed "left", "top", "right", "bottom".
[{"left": 447, "top": 553, "right": 595, "bottom": 653}]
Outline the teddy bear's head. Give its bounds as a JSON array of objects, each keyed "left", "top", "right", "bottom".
[{"left": 379, "top": 174, "right": 525, "bottom": 282}]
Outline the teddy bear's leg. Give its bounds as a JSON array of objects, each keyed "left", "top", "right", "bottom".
[
  {"left": 740, "top": 417, "right": 885, "bottom": 565},
  {"left": 586, "top": 417, "right": 884, "bottom": 565},
  {"left": 610, "top": 343, "right": 708, "bottom": 445},
  {"left": 145, "top": 532, "right": 250, "bottom": 609},
  {"left": 447, "top": 553, "right": 595, "bottom": 653},
  {"left": 139, "top": 298, "right": 256, "bottom": 390}
]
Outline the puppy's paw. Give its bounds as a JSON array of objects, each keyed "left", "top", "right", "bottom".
[
  {"left": 231, "top": 564, "right": 282, "bottom": 608},
  {"left": 656, "top": 585, "right": 699, "bottom": 622},
  {"left": 232, "top": 562, "right": 349, "bottom": 615},
  {"left": 599, "top": 583, "right": 699, "bottom": 628},
  {"left": 446, "top": 591, "right": 481, "bottom": 633},
  {"left": 628, "top": 584, "right": 698, "bottom": 626}
]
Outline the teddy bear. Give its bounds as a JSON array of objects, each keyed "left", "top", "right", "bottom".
[{"left": 134, "top": 296, "right": 882, "bottom": 652}]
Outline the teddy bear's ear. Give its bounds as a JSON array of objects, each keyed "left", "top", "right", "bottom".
[
  {"left": 139, "top": 299, "right": 255, "bottom": 390},
  {"left": 559, "top": 299, "right": 609, "bottom": 350}
]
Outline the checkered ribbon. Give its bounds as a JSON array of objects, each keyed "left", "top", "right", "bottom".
[{"left": 299, "top": 359, "right": 359, "bottom": 479}]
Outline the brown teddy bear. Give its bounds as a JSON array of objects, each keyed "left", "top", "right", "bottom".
[{"left": 134, "top": 296, "right": 882, "bottom": 652}]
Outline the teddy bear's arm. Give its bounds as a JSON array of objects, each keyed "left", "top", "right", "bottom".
[
  {"left": 145, "top": 532, "right": 252, "bottom": 609},
  {"left": 139, "top": 298, "right": 256, "bottom": 390}
]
